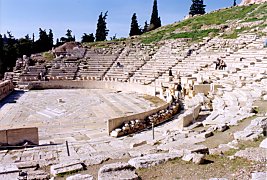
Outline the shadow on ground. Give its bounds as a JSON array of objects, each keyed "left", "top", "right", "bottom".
[{"left": 0, "top": 90, "right": 25, "bottom": 108}]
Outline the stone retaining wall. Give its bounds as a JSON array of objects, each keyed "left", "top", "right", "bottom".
[
  {"left": 28, "top": 80, "right": 156, "bottom": 97},
  {"left": 108, "top": 103, "right": 170, "bottom": 134},
  {"left": 0, "top": 127, "right": 39, "bottom": 146},
  {"left": 193, "top": 84, "right": 222, "bottom": 95},
  {"left": 0, "top": 80, "right": 14, "bottom": 101}
]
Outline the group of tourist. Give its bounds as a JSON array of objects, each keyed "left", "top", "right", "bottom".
[{"left": 215, "top": 58, "right": 227, "bottom": 70}]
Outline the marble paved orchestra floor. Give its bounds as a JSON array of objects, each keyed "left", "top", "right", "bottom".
[{"left": 0, "top": 89, "right": 158, "bottom": 143}]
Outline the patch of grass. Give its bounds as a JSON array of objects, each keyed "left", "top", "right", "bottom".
[
  {"left": 42, "top": 52, "right": 54, "bottom": 61},
  {"left": 246, "top": 3, "right": 267, "bottom": 18},
  {"left": 140, "top": 4, "right": 262, "bottom": 44},
  {"left": 168, "top": 29, "right": 219, "bottom": 41},
  {"left": 222, "top": 26, "right": 254, "bottom": 39},
  {"left": 141, "top": 30, "right": 166, "bottom": 44}
]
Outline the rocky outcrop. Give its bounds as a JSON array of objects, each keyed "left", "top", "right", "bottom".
[{"left": 240, "top": 0, "right": 267, "bottom": 5}]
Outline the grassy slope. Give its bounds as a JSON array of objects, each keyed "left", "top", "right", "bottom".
[
  {"left": 139, "top": 3, "right": 266, "bottom": 44},
  {"left": 83, "top": 3, "right": 266, "bottom": 47}
]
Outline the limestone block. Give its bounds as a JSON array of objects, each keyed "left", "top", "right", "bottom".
[
  {"left": 259, "top": 138, "right": 267, "bottom": 149},
  {"left": 128, "top": 153, "right": 182, "bottom": 169},
  {"left": 98, "top": 162, "right": 138, "bottom": 180},
  {"left": 82, "top": 155, "right": 109, "bottom": 167},
  {"left": 251, "top": 172, "right": 267, "bottom": 180},
  {"left": 50, "top": 160, "right": 83, "bottom": 176},
  {"left": 233, "top": 131, "right": 254, "bottom": 140},
  {"left": 197, "top": 131, "right": 214, "bottom": 139},
  {"left": 0, "top": 130, "right": 7, "bottom": 145},
  {"left": 178, "top": 113, "right": 193, "bottom": 129},
  {"left": 194, "top": 84, "right": 210, "bottom": 95},
  {"left": 6, "top": 127, "right": 39, "bottom": 146},
  {"left": 26, "top": 170, "right": 50, "bottom": 180},
  {"left": 192, "top": 153, "right": 205, "bottom": 165},
  {"left": 66, "top": 174, "right": 93, "bottom": 180},
  {"left": 182, "top": 153, "right": 194, "bottom": 162},
  {"left": 216, "top": 124, "right": 229, "bottom": 132},
  {"left": 130, "top": 140, "right": 147, "bottom": 149},
  {"left": 0, "top": 164, "right": 20, "bottom": 180}
]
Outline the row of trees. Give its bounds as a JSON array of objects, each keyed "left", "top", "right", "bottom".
[
  {"left": 129, "top": 0, "right": 161, "bottom": 36},
  {"left": 84, "top": 0, "right": 162, "bottom": 41},
  {"left": 0, "top": 28, "right": 78, "bottom": 77},
  {"left": 2, "top": 0, "right": 234, "bottom": 77},
  {"left": 129, "top": 0, "right": 207, "bottom": 37}
]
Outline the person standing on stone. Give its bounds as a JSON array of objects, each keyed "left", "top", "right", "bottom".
[
  {"left": 177, "top": 82, "right": 182, "bottom": 99},
  {"left": 169, "top": 69, "right": 173, "bottom": 76},
  {"left": 215, "top": 58, "right": 220, "bottom": 70}
]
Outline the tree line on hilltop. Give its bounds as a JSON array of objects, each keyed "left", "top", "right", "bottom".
[{"left": 1, "top": 0, "right": 236, "bottom": 78}]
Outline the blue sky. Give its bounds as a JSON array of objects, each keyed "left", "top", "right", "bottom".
[{"left": 0, "top": 0, "right": 241, "bottom": 41}]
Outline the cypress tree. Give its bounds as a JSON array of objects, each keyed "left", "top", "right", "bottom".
[
  {"left": 189, "top": 0, "right": 206, "bottom": 16},
  {"left": 95, "top": 11, "right": 109, "bottom": 41},
  {"left": 233, "top": 0, "right": 237, "bottom": 6},
  {"left": 48, "top": 29, "right": 53, "bottom": 48},
  {"left": 149, "top": 0, "right": 161, "bottom": 31},
  {"left": 129, "top": 13, "right": 142, "bottom": 36}
]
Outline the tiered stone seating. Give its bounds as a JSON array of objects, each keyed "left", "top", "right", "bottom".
[
  {"left": 47, "top": 58, "right": 79, "bottom": 80},
  {"left": 20, "top": 65, "right": 46, "bottom": 81},
  {"left": 105, "top": 44, "right": 154, "bottom": 82},
  {"left": 130, "top": 40, "right": 189, "bottom": 85},
  {"left": 76, "top": 48, "right": 122, "bottom": 80}
]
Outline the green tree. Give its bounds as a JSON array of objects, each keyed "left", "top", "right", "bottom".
[
  {"left": 149, "top": 0, "right": 161, "bottom": 31},
  {"left": 143, "top": 21, "right": 149, "bottom": 33},
  {"left": 0, "top": 34, "right": 4, "bottom": 75},
  {"left": 17, "top": 35, "right": 33, "bottom": 57},
  {"left": 81, "top": 33, "right": 95, "bottom": 43},
  {"left": 129, "top": 13, "right": 142, "bottom": 36},
  {"left": 95, "top": 11, "right": 109, "bottom": 41},
  {"left": 48, "top": 29, "right": 54, "bottom": 47},
  {"left": 189, "top": 0, "right": 206, "bottom": 16},
  {"left": 35, "top": 28, "right": 51, "bottom": 52},
  {"left": 233, "top": 0, "right": 237, "bottom": 6},
  {"left": 60, "top": 29, "right": 75, "bottom": 43}
]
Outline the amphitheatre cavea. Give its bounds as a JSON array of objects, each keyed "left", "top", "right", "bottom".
[{"left": 0, "top": 1, "right": 266, "bottom": 179}]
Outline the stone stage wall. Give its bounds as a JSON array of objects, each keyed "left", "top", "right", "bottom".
[
  {"left": 0, "top": 127, "right": 39, "bottom": 146},
  {"left": 29, "top": 80, "right": 156, "bottom": 97},
  {"left": 0, "top": 80, "right": 14, "bottom": 101}
]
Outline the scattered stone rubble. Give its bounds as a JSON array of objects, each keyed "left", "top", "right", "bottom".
[
  {"left": 98, "top": 162, "right": 139, "bottom": 180},
  {"left": 110, "top": 99, "right": 180, "bottom": 137}
]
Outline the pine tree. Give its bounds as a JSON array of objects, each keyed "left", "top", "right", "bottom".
[
  {"left": 149, "top": 0, "right": 161, "bottom": 31},
  {"left": 189, "top": 0, "right": 206, "bottom": 16},
  {"left": 81, "top": 33, "right": 95, "bottom": 43},
  {"left": 60, "top": 29, "right": 75, "bottom": 43},
  {"left": 233, "top": 0, "right": 237, "bottom": 6},
  {"left": 95, "top": 11, "right": 109, "bottom": 41},
  {"left": 129, "top": 13, "right": 142, "bottom": 36}
]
